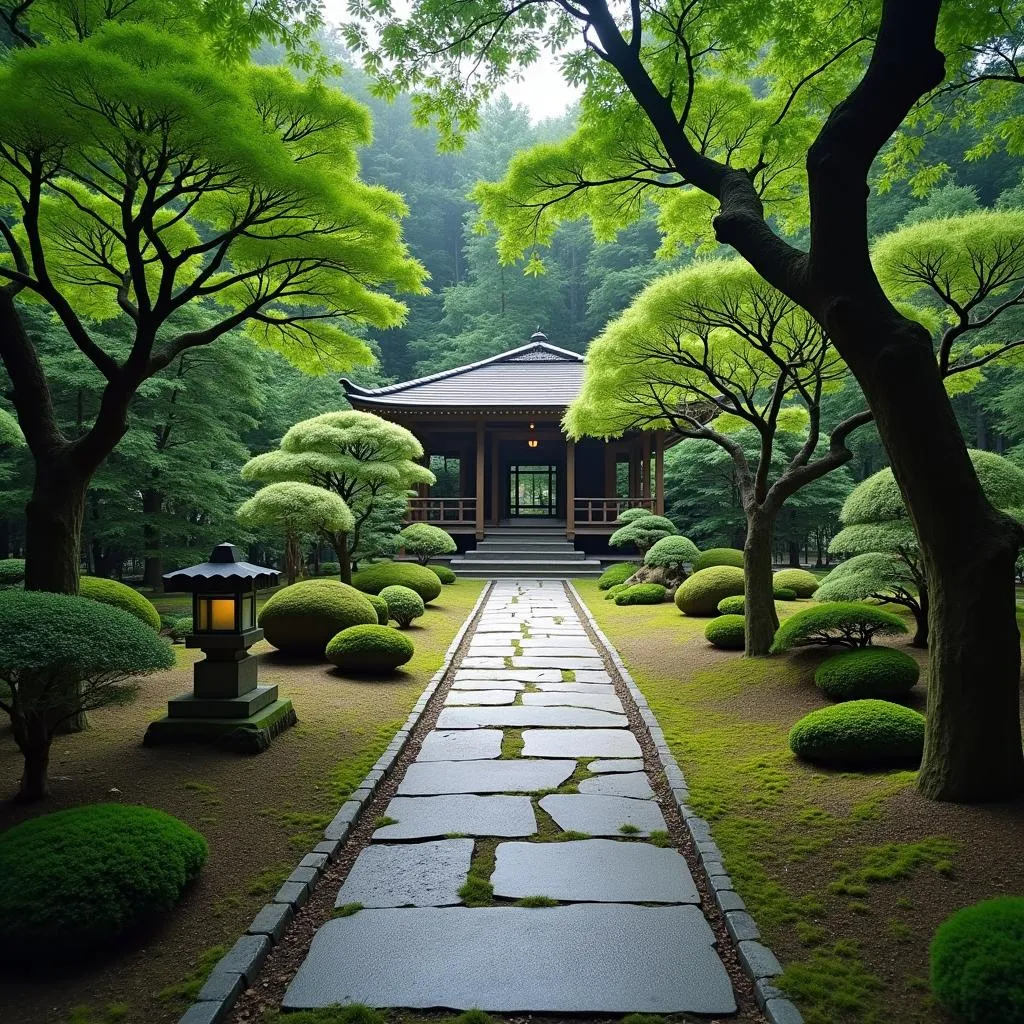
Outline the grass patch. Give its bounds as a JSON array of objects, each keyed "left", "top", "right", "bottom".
[
  {"left": 618, "top": 823, "right": 640, "bottom": 835},
  {"left": 245, "top": 863, "right": 292, "bottom": 898},
  {"left": 560, "top": 669, "right": 576, "bottom": 681},
  {"left": 500, "top": 729, "right": 524, "bottom": 759},
  {"left": 649, "top": 829, "right": 673, "bottom": 848},
  {"left": 333, "top": 902, "right": 363, "bottom": 918},
  {"left": 374, "top": 815, "right": 398, "bottom": 828},
  {"left": 157, "top": 945, "right": 227, "bottom": 1005},
  {"left": 777, "top": 942, "right": 885, "bottom": 1024},
  {"left": 65, "top": 1004, "right": 130, "bottom": 1024},
  {"left": 459, "top": 839, "right": 497, "bottom": 907},
  {"left": 515, "top": 895, "right": 559, "bottom": 907}
]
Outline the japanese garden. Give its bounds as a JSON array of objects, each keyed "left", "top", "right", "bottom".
[{"left": 1, "top": 1, "right": 1024, "bottom": 1023}]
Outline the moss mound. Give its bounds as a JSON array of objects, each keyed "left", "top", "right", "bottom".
[
  {"left": 771, "top": 602, "right": 907, "bottom": 652},
  {"left": 772, "top": 568, "right": 821, "bottom": 598},
  {"left": 773, "top": 585, "right": 797, "bottom": 600},
  {"left": 705, "top": 614, "right": 745, "bottom": 650},
  {"left": 380, "top": 584, "right": 425, "bottom": 627},
  {"left": 428, "top": 563, "right": 457, "bottom": 585},
  {"left": 613, "top": 583, "right": 666, "bottom": 605},
  {"left": 326, "top": 624, "right": 414, "bottom": 673},
  {"left": 788, "top": 699, "right": 925, "bottom": 767},
  {"left": 930, "top": 897, "right": 1024, "bottom": 1024},
  {"left": 644, "top": 535, "right": 700, "bottom": 568},
  {"left": 365, "top": 593, "right": 390, "bottom": 625},
  {"left": 352, "top": 561, "right": 442, "bottom": 603},
  {"left": 0, "top": 804, "right": 207, "bottom": 956},
  {"left": 0, "top": 557, "right": 25, "bottom": 588},
  {"left": 598, "top": 562, "right": 640, "bottom": 590},
  {"left": 815, "top": 647, "right": 920, "bottom": 701},
  {"left": 604, "top": 583, "right": 630, "bottom": 600},
  {"left": 259, "top": 579, "right": 378, "bottom": 655},
  {"left": 717, "top": 595, "right": 745, "bottom": 615},
  {"left": 78, "top": 576, "right": 161, "bottom": 630},
  {"left": 674, "top": 565, "right": 745, "bottom": 616},
  {"left": 693, "top": 547, "right": 744, "bottom": 571}
]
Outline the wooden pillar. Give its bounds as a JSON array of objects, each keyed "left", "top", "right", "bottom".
[
  {"left": 628, "top": 441, "right": 640, "bottom": 498},
  {"left": 604, "top": 445, "right": 616, "bottom": 496},
  {"left": 655, "top": 432, "right": 665, "bottom": 515},
  {"left": 490, "top": 431, "right": 500, "bottom": 526},
  {"left": 640, "top": 433, "right": 651, "bottom": 500},
  {"left": 566, "top": 438, "right": 576, "bottom": 541},
  {"left": 475, "top": 421, "right": 485, "bottom": 540}
]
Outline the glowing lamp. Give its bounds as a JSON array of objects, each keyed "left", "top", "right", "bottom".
[{"left": 528, "top": 439, "right": 539, "bottom": 448}]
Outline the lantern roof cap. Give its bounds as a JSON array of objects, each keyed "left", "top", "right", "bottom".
[{"left": 163, "top": 543, "right": 280, "bottom": 592}]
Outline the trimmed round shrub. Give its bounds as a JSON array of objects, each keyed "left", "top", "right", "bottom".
[
  {"left": 352, "top": 561, "right": 442, "bottom": 603},
  {"left": 319, "top": 561, "right": 341, "bottom": 577},
  {"left": 365, "top": 593, "right": 389, "bottom": 625},
  {"left": 717, "top": 595, "right": 745, "bottom": 615},
  {"left": 693, "top": 547, "right": 744, "bottom": 571},
  {"left": 598, "top": 562, "right": 640, "bottom": 590},
  {"left": 79, "top": 576, "right": 161, "bottom": 631},
  {"left": 428, "top": 563, "right": 457, "bottom": 585},
  {"left": 0, "top": 557, "right": 25, "bottom": 588},
  {"left": 326, "top": 624, "right": 414, "bottom": 673},
  {"left": 773, "top": 585, "right": 798, "bottom": 600},
  {"left": 259, "top": 579, "right": 378, "bottom": 655},
  {"left": 170, "top": 617, "right": 194, "bottom": 643},
  {"left": 0, "top": 804, "right": 207, "bottom": 956},
  {"left": 643, "top": 535, "right": 700, "bottom": 568},
  {"left": 394, "top": 523, "right": 457, "bottom": 564},
  {"left": 616, "top": 507, "right": 655, "bottom": 524},
  {"left": 380, "top": 584, "right": 425, "bottom": 628},
  {"left": 788, "top": 699, "right": 925, "bottom": 767},
  {"left": 770, "top": 602, "right": 907, "bottom": 653},
  {"left": 815, "top": 647, "right": 920, "bottom": 701},
  {"left": 705, "top": 614, "right": 745, "bottom": 650},
  {"left": 772, "top": 568, "right": 820, "bottom": 598},
  {"left": 610, "top": 515, "right": 677, "bottom": 554},
  {"left": 674, "top": 565, "right": 745, "bottom": 616},
  {"left": 604, "top": 583, "right": 630, "bottom": 600},
  {"left": 930, "top": 897, "right": 1024, "bottom": 1024},
  {"left": 613, "top": 583, "right": 666, "bottom": 605}
]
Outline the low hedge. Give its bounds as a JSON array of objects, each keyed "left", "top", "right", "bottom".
[
  {"left": 815, "top": 647, "right": 920, "bottom": 701},
  {"left": 0, "top": 557, "right": 25, "bottom": 588},
  {"left": 598, "top": 562, "right": 640, "bottom": 590},
  {"left": 428, "top": 563, "right": 457, "bottom": 585},
  {"left": 604, "top": 583, "right": 630, "bottom": 600},
  {"left": 674, "top": 565, "right": 745, "bottom": 616},
  {"left": 326, "top": 624, "right": 414, "bottom": 673},
  {"left": 772, "top": 568, "right": 821, "bottom": 598},
  {"left": 613, "top": 583, "right": 666, "bottom": 605},
  {"left": 705, "top": 614, "right": 745, "bottom": 650},
  {"left": 717, "top": 595, "right": 745, "bottom": 615},
  {"left": 0, "top": 804, "right": 207, "bottom": 956},
  {"left": 365, "top": 593, "right": 390, "bottom": 625},
  {"left": 78, "top": 576, "right": 161, "bottom": 631},
  {"left": 352, "top": 561, "right": 442, "bottom": 603},
  {"left": 770, "top": 602, "right": 907, "bottom": 652},
  {"left": 259, "top": 579, "right": 378, "bottom": 655},
  {"left": 788, "top": 699, "right": 925, "bottom": 767},
  {"left": 693, "top": 547, "right": 744, "bottom": 571},
  {"left": 380, "top": 584, "right": 425, "bottom": 627},
  {"left": 930, "top": 897, "right": 1024, "bottom": 1024},
  {"left": 773, "top": 585, "right": 798, "bottom": 600}
]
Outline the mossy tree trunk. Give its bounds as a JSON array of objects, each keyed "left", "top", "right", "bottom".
[
  {"left": 10, "top": 707, "right": 54, "bottom": 802},
  {"left": 744, "top": 508, "right": 779, "bottom": 656},
  {"left": 911, "top": 585, "right": 928, "bottom": 648}
]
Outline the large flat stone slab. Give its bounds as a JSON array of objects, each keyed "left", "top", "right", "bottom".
[
  {"left": 398, "top": 759, "right": 576, "bottom": 795},
  {"left": 540, "top": 794, "right": 666, "bottom": 836},
  {"left": 444, "top": 690, "right": 519, "bottom": 706},
  {"left": 521, "top": 691, "right": 624, "bottom": 713},
  {"left": 522, "top": 728, "right": 642, "bottom": 759},
  {"left": 336, "top": 840, "right": 473, "bottom": 908},
  {"left": 535, "top": 682, "right": 616, "bottom": 694},
  {"left": 491, "top": 839, "right": 699, "bottom": 903},
  {"left": 513, "top": 645, "right": 597, "bottom": 658},
  {"left": 437, "top": 706, "right": 627, "bottom": 730},
  {"left": 373, "top": 796, "right": 536, "bottom": 839},
  {"left": 283, "top": 905, "right": 734, "bottom": 1013},
  {"left": 454, "top": 669, "right": 562, "bottom": 683},
  {"left": 417, "top": 729, "right": 502, "bottom": 761},
  {"left": 578, "top": 772, "right": 655, "bottom": 799},
  {"left": 450, "top": 677, "right": 527, "bottom": 690},
  {"left": 575, "top": 670, "right": 613, "bottom": 684},
  {"left": 510, "top": 657, "right": 604, "bottom": 670},
  {"left": 589, "top": 758, "right": 645, "bottom": 773}
]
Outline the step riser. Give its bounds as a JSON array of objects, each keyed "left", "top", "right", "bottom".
[
  {"left": 452, "top": 563, "right": 601, "bottom": 573},
  {"left": 464, "top": 552, "right": 586, "bottom": 561},
  {"left": 456, "top": 570, "right": 603, "bottom": 578}
]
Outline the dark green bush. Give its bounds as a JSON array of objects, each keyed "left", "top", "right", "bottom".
[
  {"left": 930, "top": 897, "right": 1024, "bottom": 1024},
  {"left": 772, "top": 568, "right": 820, "bottom": 598},
  {"left": 428, "top": 563, "right": 457, "bottom": 585},
  {"left": 0, "top": 557, "right": 25, "bottom": 588},
  {"left": 788, "top": 699, "right": 925, "bottom": 766},
  {"left": 0, "top": 803, "right": 207, "bottom": 956},
  {"left": 674, "top": 566, "right": 745, "bottom": 616},
  {"left": 352, "top": 561, "right": 442, "bottom": 603},
  {"left": 613, "top": 583, "right": 666, "bottom": 605},
  {"left": 705, "top": 614, "right": 745, "bottom": 650},
  {"left": 773, "top": 586, "right": 798, "bottom": 600},
  {"left": 771, "top": 602, "right": 907, "bottom": 652},
  {"left": 170, "top": 617, "right": 194, "bottom": 643},
  {"left": 598, "top": 562, "right": 639, "bottom": 590},
  {"left": 717, "top": 595, "right": 745, "bottom": 615},
  {"left": 693, "top": 548, "right": 744, "bottom": 571},
  {"left": 78, "top": 576, "right": 161, "bottom": 631},
  {"left": 815, "top": 647, "right": 920, "bottom": 700},
  {"left": 259, "top": 579, "right": 378, "bottom": 655},
  {"left": 326, "top": 624, "right": 414, "bottom": 673},
  {"left": 319, "top": 561, "right": 341, "bottom": 577},
  {"left": 365, "top": 593, "right": 390, "bottom": 625},
  {"left": 380, "top": 584, "right": 425, "bottom": 627}
]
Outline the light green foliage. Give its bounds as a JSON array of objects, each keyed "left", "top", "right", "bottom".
[
  {"left": 0, "top": 408, "right": 23, "bottom": 449},
  {"left": 258, "top": 580, "right": 378, "bottom": 655},
  {"left": 613, "top": 583, "right": 666, "bottom": 606},
  {"left": 604, "top": 584, "right": 629, "bottom": 601},
  {"left": 616, "top": 507, "right": 655, "bottom": 524},
  {"left": 717, "top": 595, "right": 745, "bottom": 615},
  {"left": 0, "top": 558, "right": 26, "bottom": 588},
  {"left": 170, "top": 617, "right": 194, "bottom": 643},
  {"left": 930, "top": 897, "right": 1024, "bottom": 1024},
  {"left": 351, "top": 561, "right": 443, "bottom": 603},
  {"left": 815, "top": 553, "right": 918, "bottom": 605},
  {"left": 427, "top": 563, "right": 457, "bottom": 585},
  {"left": 364, "top": 593, "right": 390, "bottom": 625},
  {"left": 325, "top": 624, "right": 415, "bottom": 673},
  {"left": 694, "top": 548, "right": 745, "bottom": 572},
  {"left": 597, "top": 562, "right": 639, "bottom": 590},
  {"left": 77, "top": 577, "right": 161, "bottom": 631},
  {"left": 771, "top": 568, "right": 820, "bottom": 598},
  {"left": 788, "top": 700, "right": 926, "bottom": 767},
  {"left": 0, "top": 804, "right": 207, "bottom": 955},
  {"left": 643, "top": 535, "right": 700, "bottom": 568},
  {"left": 674, "top": 566, "right": 745, "bottom": 616},
  {"left": 393, "top": 523, "right": 457, "bottom": 564},
  {"left": 814, "top": 648, "right": 920, "bottom": 701},
  {"left": 379, "top": 584, "right": 425, "bottom": 628},
  {"left": 704, "top": 615, "right": 746, "bottom": 650},
  {"left": 771, "top": 603, "right": 907, "bottom": 652},
  {"left": 609, "top": 515, "right": 677, "bottom": 555}
]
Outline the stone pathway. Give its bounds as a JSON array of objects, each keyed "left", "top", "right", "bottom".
[{"left": 283, "top": 580, "right": 738, "bottom": 1015}]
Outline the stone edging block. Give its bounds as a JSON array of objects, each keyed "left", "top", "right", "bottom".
[
  {"left": 567, "top": 582, "right": 804, "bottom": 1024},
  {"left": 174, "top": 581, "right": 494, "bottom": 1024}
]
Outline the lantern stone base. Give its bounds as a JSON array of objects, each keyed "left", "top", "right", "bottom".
[
  {"left": 167, "top": 683, "right": 279, "bottom": 719},
  {"left": 144, "top": 697, "right": 297, "bottom": 753}
]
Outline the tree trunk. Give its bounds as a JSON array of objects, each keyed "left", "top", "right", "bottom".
[
  {"left": 911, "top": 585, "right": 928, "bottom": 649},
  {"left": 10, "top": 712, "right": 52, "bottom": 802},
  {"left": 744, "top": 508, "right": 779, "bottom": 656},
  {"left": 142, "top": 488, "right": 164, "bottom": 590},
  {"left": 788, "top": 540, "right": 800, "bottom": 567},
  {"left": 334, "top": 533, "right": 352, "bottom": 585},
  {"left": 23, "top": 455, "right": 88, "bottom": 594}
]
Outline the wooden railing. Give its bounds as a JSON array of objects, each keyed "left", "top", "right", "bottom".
[
  {"left": 406, "top": 497, "right": 477, "bottom": 524},
  {"left": 573, "top": 497, "right": 655, "bottom": 526}
]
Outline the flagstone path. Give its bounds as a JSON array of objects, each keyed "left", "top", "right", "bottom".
[{"left": 283, "top": 579, "right": 739, "bottom": 1015}]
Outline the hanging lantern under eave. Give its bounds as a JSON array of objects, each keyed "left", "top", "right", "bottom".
[{"left": 528, "top": 438, "right": 539, "bottom": 448}]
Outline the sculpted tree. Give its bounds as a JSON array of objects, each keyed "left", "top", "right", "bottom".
[
  {"left": 566, "top": 259, "right": 868, "bottom": 654},
  {"left": 241, "top": 411, "right": 435, "bottom": 584},
  {"left": 358, "top": 0, "right": 1024, "bottom": 801}
]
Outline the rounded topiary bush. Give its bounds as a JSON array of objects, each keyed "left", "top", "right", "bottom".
[
  {"left": 428, "top": 563, "right": 457, "bottom": 585},
  {"left": 693, "top": 547, "right": 744, "bottom": 571},
  {"left": 598, "top": 562, "right": 640, "bottom": 590},
  {"left": 380, "top": 584, "right": 425, "bottom": 628},
  {"left": 770, "top": 602, "right": 907, "bottom": 652},
  {"left": 613, "top": 583, "right": 666, "bottom": 605},
  {"left": 644, "top": 535, "right": 701, "bottom": 568},
  {"left": 616, "top": 507, "right": 654, "bottom": 524},
  {"left": 365, "top": 593, "right": 390, "bottom": 625},
  {"left": 352, "top": 561, "right": 442, "bottom": 603},
  {"left": 394, "top": 523, "right": 457, "bottom": 564},
  {"left": 0, "top": 804, "right": 207, "bottom": 956},
  {"left": 78, "top": 576, "right": 161, "bottom": 631},
  {"left": 705, "top": 614, "right": 745, "bottom": 650},
  {"left": 319, "top": 561, "right": 341, "bottom": 577},
  {"left": 170, "top": 617, "right": 194, "bottom": 643},
  {"left": 0, "top": 557, "right": 25, "bottom": 588},
  {"left": 930, "top": 897, "right": 1024, "bottom": 1024},
  {"left": 815, "top": 647, "right": 920, "bottom": 701},
  {"left": 717, "top": 595, "right": 745, "bottom": 615},
  {"left": 604, "top": 583, "right": 630, "bottom": 600},
  {"left": 674, "top": 565, "right": 745, "bottom": 616},
  {"left": 772, "top": 568, "right": 820, "bottom": 598},
  {"left": 773, "top": 585, "right": 798, "bottom": 600},
  {"left": 326, "top": 624, "right": 414, "bottom": 673},
  {"left": 788, "top": 699, "right": 925, "bottom": 767},
  {"left": 259, "top": 579, "right": 378, "bottom": 655}
]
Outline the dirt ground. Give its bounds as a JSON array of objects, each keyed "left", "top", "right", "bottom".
[{"left": 0, "top": 580, "right": 485, "bottom": 1024}]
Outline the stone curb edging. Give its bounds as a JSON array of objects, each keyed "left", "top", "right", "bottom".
[
  {"left": 567, "top": 582, "right": 804, "bottom": 1024},
  {"left": 176, "top": 581, "right": 495, "bottom": 1024}
]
